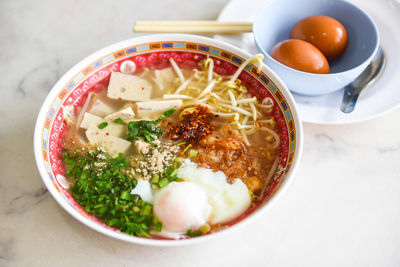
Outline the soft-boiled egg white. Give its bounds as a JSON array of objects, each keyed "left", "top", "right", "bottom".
[
  {"left": 177, "top": 159, "right": 251, "bottom": 225},
  {"left": 150, "top": 159, "right": 251, "bottom": 238},
  {"left": 154, "top": 182, "right": 212, "bottom": 234},
  {"left": 130, "top": 179, "right": 153, "bottom": 203}
]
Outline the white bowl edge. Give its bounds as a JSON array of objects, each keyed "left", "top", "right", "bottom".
[{"left": 33, "top": 34, "right": 303, "bottom": 246}]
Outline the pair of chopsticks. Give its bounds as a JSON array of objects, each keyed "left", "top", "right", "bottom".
[{"left": 134, "top": 21, "right": 253, "bottom": 34}]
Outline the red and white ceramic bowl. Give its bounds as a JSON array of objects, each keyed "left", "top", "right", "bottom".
[{"left": 33, "top": 34, "right": 303, "bottom": 246}]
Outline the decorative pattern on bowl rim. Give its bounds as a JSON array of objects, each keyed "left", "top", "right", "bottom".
[{"left": 38, "top": 39, "right": 298, "bottom": 241}]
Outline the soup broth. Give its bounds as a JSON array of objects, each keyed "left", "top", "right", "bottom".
[{"left": 61, "top": 54, "right": 282, "bottom": 239}]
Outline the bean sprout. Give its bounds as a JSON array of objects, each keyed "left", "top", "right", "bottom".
[
  {"left": 218, "top": 103, "right": 252, "bottom": 116},
  {"left": 197, "top": 79, "right": 216, "bottom": 99},
  {"left": 228, "top": 90, "right": 237, "bottom": 106},
  {"left": 162, "top": 94, "right": 194, "bottom": 100},
  {"left": 236, "top": 97, "right": 257, "bottom": 104},
  {"left": 204, "top": 58, "right": 214, "bottom": 83},
  {"left": 250, "top": 102, "right": 257, "bottom": 121},
  {"left": 229, "top": 54, "right": 264, "bottom": 84},
  {"left": 169, "top": 58, "right": 185, "bottom": 83},
  {"left": 174, "top": 77, "right": 192, "bottom": 94},
  {"left": 260, "top": 127, "right": 281, "bottom": 149}
]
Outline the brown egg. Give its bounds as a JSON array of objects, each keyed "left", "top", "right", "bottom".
[
  {"left": 271, "top": 39, "right": 330, "bottom": 74},
  {"left": 291, "top": 15, "right": 348, "bottom": 60}
]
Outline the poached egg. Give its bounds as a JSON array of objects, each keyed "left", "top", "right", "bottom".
[{"left": 153, "top": 159, "right": 251, "bottom": 238}]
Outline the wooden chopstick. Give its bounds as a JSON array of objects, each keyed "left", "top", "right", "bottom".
[{"left": 133, "top": 21, "right": 253, "bottom": 34}]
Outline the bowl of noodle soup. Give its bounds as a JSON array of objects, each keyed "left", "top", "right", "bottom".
[{"left": 34, "top": 34, "right": 303, "bottom": 246}]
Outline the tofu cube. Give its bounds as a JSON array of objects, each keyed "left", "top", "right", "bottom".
[
  {"left": 154, "top": 67, "right": 176, "bottom": 91},
  {"left": 135, "top": 100, "right": 182, "bottom": 117},
  {"left": 107, "top": 72, "right": 153, "bottom": 101},
  {"left": 85, "top": 124, "right": 131, "bottom": 156},
  {"left": 80, "top": 112, "right": 126, "bottom": 137},
  {"left": 79, "top": 112, "right": 103, "bottom": 129},
  {"left": 104, "top": 107, "right": 135, "bottom": 123},
  {"left": 89, "top": 99, "right": 117, "bottom": 117}
]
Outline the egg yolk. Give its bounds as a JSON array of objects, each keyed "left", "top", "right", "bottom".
[
  {"left": 291, "top": 15, "right": 348, "bottom": 60},
  {"left": 271, "top": 39, "right": 330, "bottom": 74}
]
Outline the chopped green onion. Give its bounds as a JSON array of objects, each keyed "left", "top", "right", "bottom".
[
  {"left": 156, "top": 221, "right": 162, "bottom": 232},
  {"left": 183, "top": 144, "right": 191, "bottom": 153},
  {"left": 158, "top": 178, "right": 169, "bottom": 188},
  {"left": 131, "top": 194, "right": 140, "bottom": 203},
  {"left": 113, "top": 118, "right": 124, "bottom": 124},
  {"left": 117, "top": 205, "right": 129, "bottom": 212},
  {"left": 120, "top": 191, "right": 130, "bottom": 200},
  {"left": 132, "top": 206, "right": 140, "bottom": 213},
  {"left": 150, "top": 174, "right": 160, "bottom": 184},
  {"left": 177, "top": 141, "right": 186, "bottom": 146},
  {"left": 98, "top": 122, "right": 108, "bottom": 129},
  {"left": 63, "top": 149, "right": 155, "bottom": 238},
  {"left": 173, "top": 156, "right": 185, "bottom": 165},
  {"left": 169, "top": 168, "right": 178, "bottom": 178},
  {"left": 186, "top": 229, "right": 202, "bottom": 237},
  {"left": 188, "top": 149, "right": 198, "bottom": 158},
  {"left": 170, "top": 177, "right": 183, "bottom": 182},
  {"left": 140, "top": 205, "right": 152, "bottom": 216}
]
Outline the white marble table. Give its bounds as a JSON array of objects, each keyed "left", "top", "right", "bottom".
[{"left": 1, "top": 0, "right": 400, "bottom": 266}]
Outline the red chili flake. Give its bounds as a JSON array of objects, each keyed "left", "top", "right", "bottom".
[
  {"left": 106, "top": 132, "right": 110, "bottom": 136},
  {"left": 141, "top": 87, "right": 145, "bottom": 90},
  {"left": 118, "top": 97, "right": 122, "bottom": 101},
  {"left": 167, "top": 105, "right": 215, "bottom": 144}
]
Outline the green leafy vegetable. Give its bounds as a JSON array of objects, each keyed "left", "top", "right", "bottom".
[
  {"left": 155, "top": 109, "right": 176, "bottom": 124},
  {"left": 126, "top": 109, "right": 175, "bottom": 143},
  {"left": 98, "top": 122, "right": 108, "bottom": 129},
  {"left": 62, "top": 149, "right": 156, "bottom": 237}
]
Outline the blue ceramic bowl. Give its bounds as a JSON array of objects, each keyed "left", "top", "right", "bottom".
[{"left": 253, "top": 0, "right": 379, "bottom": 96}]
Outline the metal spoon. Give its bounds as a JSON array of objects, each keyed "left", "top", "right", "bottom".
[{"left": 340, "top": 47, "right": 385, "bottom": 113}]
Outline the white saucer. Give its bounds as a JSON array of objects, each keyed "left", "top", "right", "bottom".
[{"left": 216, "top": 0, "right": 400, "bottom": 124}]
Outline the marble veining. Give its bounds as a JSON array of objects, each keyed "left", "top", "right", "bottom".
[
  {"left": 1, "top": 0, "right": 400, "bottom": 266},
  {"left": 306, "top": 132, "right": 351, "bottom": 162},
  {"left": 375, "top": 143, "right": 400, "bottom": 153},
  {"left": 0, "top": 228, "right": 15, "bottom": 263},
  {"left": 15, "top": 61, "right": 61, "bottom": 99},
  {"left": 6, "top": 187, "right": 48, "bottom": 215}
]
